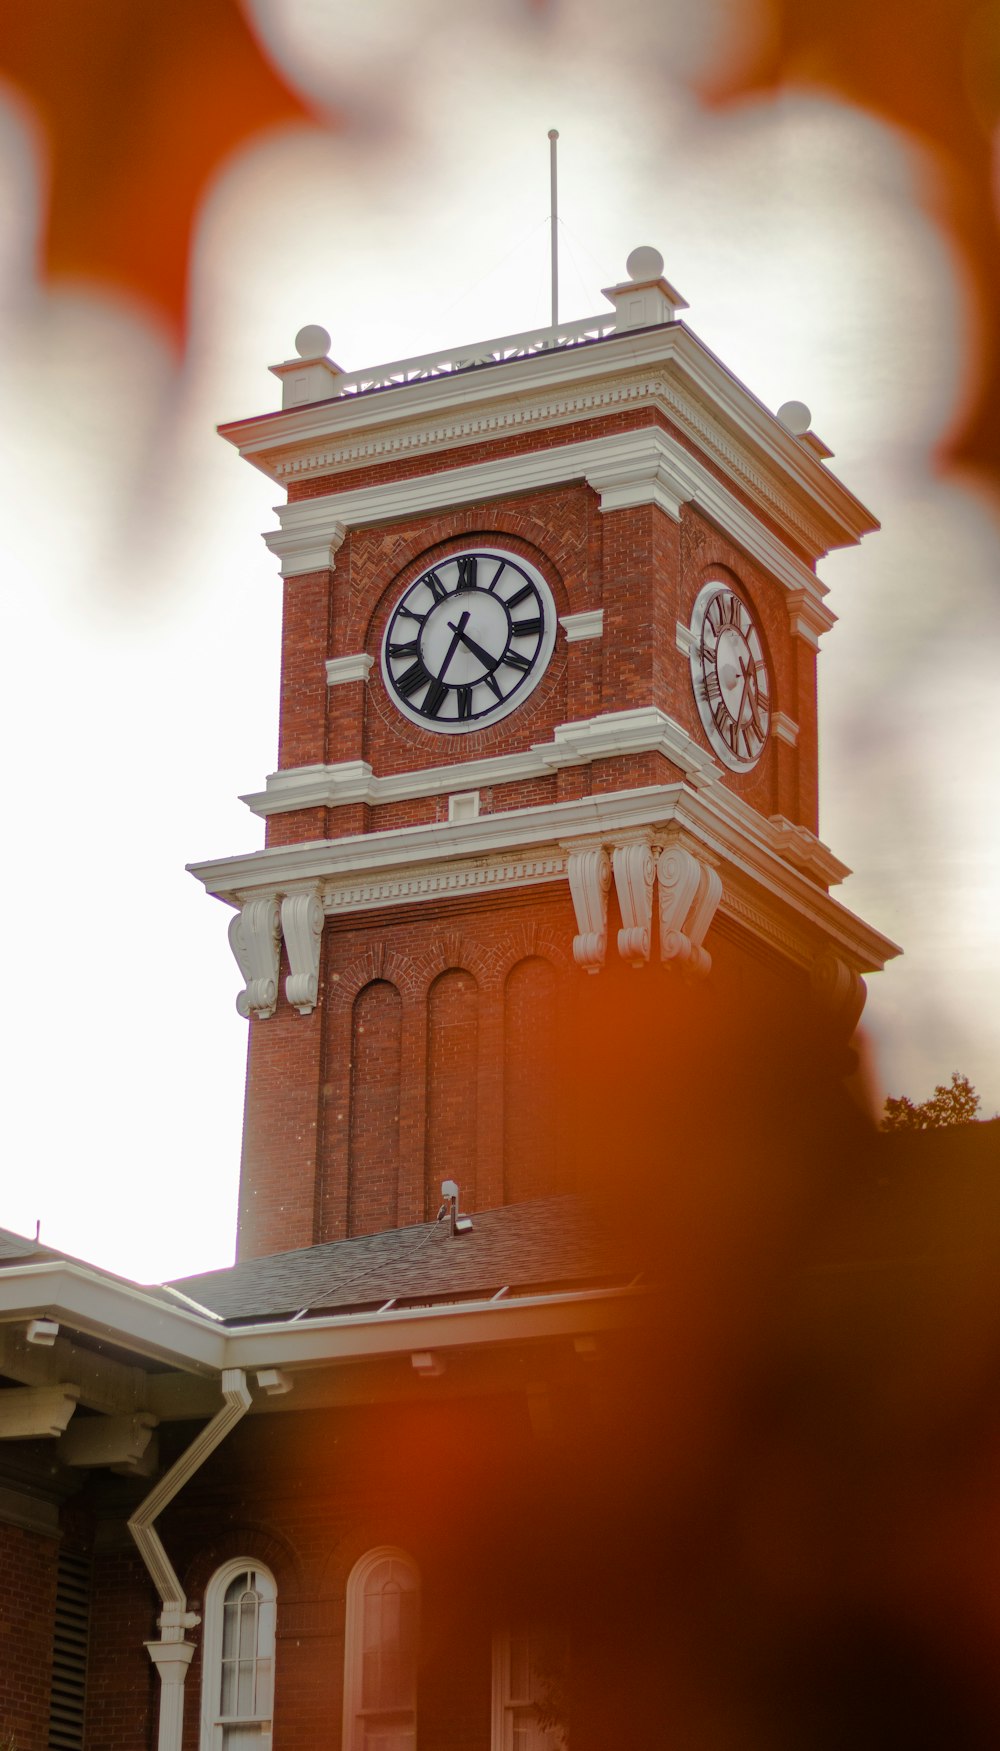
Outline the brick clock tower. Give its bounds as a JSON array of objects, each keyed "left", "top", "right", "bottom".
[{"left": 190, "top": 246, "right": 897, "bottom": 1263}]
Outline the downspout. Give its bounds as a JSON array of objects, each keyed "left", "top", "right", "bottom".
[{"left": 128, "top": 1367, "right": 253, "bottom": 1751}]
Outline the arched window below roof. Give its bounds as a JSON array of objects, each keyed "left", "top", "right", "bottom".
[
  {"left": 200, "top": 1559, "right": 277, "bottom": 1751},
  {"left": 343, "top": 1546, "right": 420, "bottom": 1751}
]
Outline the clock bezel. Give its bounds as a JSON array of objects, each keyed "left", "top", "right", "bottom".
[
  {"left": 380, "top": 546, "right": 557, "bottom": 736},
  {"left": 689, "top": 579, "right": 771, "bottom": 772}
]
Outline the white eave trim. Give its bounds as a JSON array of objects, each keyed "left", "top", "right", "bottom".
[
  {"left": 0, "top": 1261, "right": 641, "bottom": 1380},
  {"left": 263, "top": 427, "right": 835, "bottom": 605},
  {"left": 221, "top": 323, "right": 876, "bottom": 555},
  {"left": 190, "top": 764, "right": 900, "bottom": 974}
]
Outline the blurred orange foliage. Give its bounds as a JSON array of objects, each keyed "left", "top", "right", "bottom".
[
  {"left": 700, "top": 0, "right": 1000, "bottom": 488},
  {"left": 0, "top": 0, "right": 320, "bottom": 341}
]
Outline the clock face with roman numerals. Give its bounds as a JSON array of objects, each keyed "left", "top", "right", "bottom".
[
  {"left": 381, "top": 548, "right": 556, "bottom": 733},
  {"left": 689, "top": 582, "right": 770, "bottom": 771}
]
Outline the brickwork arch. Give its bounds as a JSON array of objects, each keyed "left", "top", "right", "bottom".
[
  {"left": 349, "top": 511, "right": 578, "bottom": 654},
  {"left": 183, "top": 1523, "right": 306, "bottom": 1607},
  {"left": 409, "top": 930, "right": 503, "bottom": 998},
  {"left": 492, "top": 921, "right": 573, "bottom": 984},
  {"left": 326, "top": 941, "right": 419, "bottom": 1007}
]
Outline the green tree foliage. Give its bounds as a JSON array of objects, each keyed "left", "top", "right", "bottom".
[{"left": 882, "top": 1071, "right": 981, "bottom": 1132}]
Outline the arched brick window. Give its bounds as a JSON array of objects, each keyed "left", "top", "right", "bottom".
[
  {"left": 343, "top": 1547, "right": 420, "bottom": 1751},
  {"left": 200, "top": 1559, "right": 276, "bottom": 1751}
]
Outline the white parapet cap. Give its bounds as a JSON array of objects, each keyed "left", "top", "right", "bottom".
[
  {"left": 270, "top": 310, "right": 621, "bottom": 409},
  {"left": 268, "top": 247, "right": 688, "bottom": 411}
]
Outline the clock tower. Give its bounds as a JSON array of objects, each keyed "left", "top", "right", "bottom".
[{"left": 190, "top": 247, "right": 897, "bottom": 1261}]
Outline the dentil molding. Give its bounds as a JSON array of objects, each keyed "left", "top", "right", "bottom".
[{"left": 223, "top": 324, "right": 876, "bottom": 561}]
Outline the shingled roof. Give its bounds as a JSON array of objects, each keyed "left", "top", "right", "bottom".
[{"left": 170, "top": 1196, "right": 631, "bottom": 1324}]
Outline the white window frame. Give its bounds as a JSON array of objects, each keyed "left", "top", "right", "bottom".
[
  {"left": 491, "top": 1625, "right": 568, "bottom": 1751},
  {"left": 342, "top": 1545, "right": 420, "bottom": 1751},
  {"left": 199, "top": 1557, "right": 277, "bottom": 1751}
]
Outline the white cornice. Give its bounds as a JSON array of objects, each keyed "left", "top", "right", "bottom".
[
  {"left": 264, "top": 428, "right": 830, "bottom": 619},
  {"left": 221, "top": 325, "right": 877, "bottom": 560},
  {"left": 559, "top": 609, "right": 604, "bottom": 642},
  {"left": 189, "top": 778, "right": 900, "bottom": 975},
  {"left": 239, "top": 708, "right": 721, "bottom": 817},
  {"left": 325, "top": 653, "right": 374, "bottom": 686},
  {"left": 0, "top": 1260, "right": 641, "bottom": 1391}
]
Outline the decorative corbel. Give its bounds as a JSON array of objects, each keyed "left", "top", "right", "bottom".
[
  {"left": 810, "top": 949, "right": 866, "bottom": 1036},
  {"left": 281, "top": 892, "right": 325, "bottom": 1015},
  {"left": 566, "top": 845, "right": 612, "bottom": 973},
  {"left": 657, "top": 847, "right": 722, "bottom": 977},
  {"left": 612, "top": 841, "right": 657, "bottom": 967},
  {"left": 228, "top": 897, "right": 281, "bottom": 1020}
]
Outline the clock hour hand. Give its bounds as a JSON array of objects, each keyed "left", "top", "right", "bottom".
[
  {"left": 449, "top": 622, "right": 501, "bottom": 673},
  {"left": 437, "top": 610, "right": 471, "bottom": 682}
]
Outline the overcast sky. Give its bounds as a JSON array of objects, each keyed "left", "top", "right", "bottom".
[{"left": 0, "top": 0, "right": 997, "bottom": 1283}]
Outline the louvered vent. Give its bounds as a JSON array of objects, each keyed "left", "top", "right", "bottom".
[{"left": 47, "top": 1549, "right": 91, "bottom": 1751}]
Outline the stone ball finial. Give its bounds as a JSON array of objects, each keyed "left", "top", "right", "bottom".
[
  {"left": 777, "top": 399, "right": 812, "bottom": 436},
  {"left": 295, "top": 324, "right": 332, "bottom": 359},
  {"left": 625, "top": 246, "right": 664, "bottom": 282}
]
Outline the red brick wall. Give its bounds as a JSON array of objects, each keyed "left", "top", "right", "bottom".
[
  {"left": 0, "top": 1520, "right": 58, "bottom": 1751},
  {"left": 425, "top": 969, "right": 479, "bottom": 1216},
  {"left": 348, "top": 980, "right": 402, "bottom": 1235},
  {"left": 83, "top": 1546, "right": 158, "bottom": 1751}
]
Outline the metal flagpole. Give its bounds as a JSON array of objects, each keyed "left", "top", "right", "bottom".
[{"left": 548, "top": 129, "right": 559, "bottom": 328}]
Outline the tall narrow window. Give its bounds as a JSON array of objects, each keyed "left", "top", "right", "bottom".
[
  {"left": 343, "top": 1547, "right": 419, "bottom": 1751},
  {"left": 200, "top": 1560, "right": 276, "bottom": 1751},
  {"left": 492, "top": 1626, "right": 568, "bottom": 1751}
]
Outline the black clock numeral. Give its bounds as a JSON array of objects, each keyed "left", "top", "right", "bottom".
[
  {"left": 456, "top": 686, "right": 474, "bottom": 720},
  {"left": 423, "top": 568, "right": 448, "bottom": 604},
  {"left": 422, "top": 676, "right": 449, "bottom": 717},
  {"left": 503, "top": 649, "right": 532, "bottom": 673},
  {"left": 396, "top": 659, "right": 433, "bottom": 699},
  {"left": 388, "top": 637, "right": 420, "bottom": 659},
  {"left": 511, "top": 616, "right": 543, "bottom": 638},
  {"left": 756, "top": 687, "right": 770, "bottom": 715},
  {"left": 484, "top": 672, "right": 503, "bottom": 702},
  {"left": 454, "top": 556, "right": 478, "bottom": 591},
  {"left": 487, "top": 560, "right": 506, "bottom": 592},
  {"left": 696, "top": 673, "right": 721, "bottom": 705},
  {"left": 398, "top": 605, "right": 427, "bottom": 624},
  {"left": 507, "top": 583, "right": 534, "bottom": 609}
]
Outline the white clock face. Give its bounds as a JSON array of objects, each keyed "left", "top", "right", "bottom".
[
  {"left": 689, "top": 582, "right": 770, "bottom": 771},
  {"left": 381, "top": 548, "right": 556, "bottom": 733}
]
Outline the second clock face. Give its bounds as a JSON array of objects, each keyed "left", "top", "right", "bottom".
[
  {"left": 689, "top": 582, "right": 771, "bottom": 771},
  {"left": 381, "top": 549, "right": 556, "bottom": 733}
]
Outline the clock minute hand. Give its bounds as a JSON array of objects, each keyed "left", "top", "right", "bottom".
[{"left": 438, "top": 610, "right": 471, "bottom": 681}]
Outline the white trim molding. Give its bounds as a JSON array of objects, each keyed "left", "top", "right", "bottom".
[
  {"left": 787, "top": 588, "right": 836, "bottom": 647},
  {"left": 559, "top": 609, "right": 604, "bottom": 642},
  {"left": 261, "top": 428, "right": 835, "bottom": 627},
  {"left": 771, "top": 712, "right": 800, "bottom": 747},
  {"left": 239, "top": 707, "right": 722, "bottom": 818},
  {"left": 190, "top": 782, "right": 900, "bottom": 982},
  {"left": 325, "top": 653, "right": 374, "bottom": 686},
  {"left": 222, "top": 323, "right": 877, "bottom": 561}
]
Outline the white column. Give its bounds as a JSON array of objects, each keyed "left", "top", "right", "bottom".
[{"left": 145, "top": 1638, "right": 195, "bottom": 1751}]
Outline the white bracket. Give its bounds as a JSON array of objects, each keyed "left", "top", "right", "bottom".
[
  {"left": 612, "top": 841, "right": 657, "bottom": 967},
  {"left": 281, "top": 892, "right": 325, "bottom": 1015},
  {"left": 0, "top": 1384, "right": 80, "bottom": 1439},
  {"left": 59, "top": 1411, "right": 159, "bottom": 1470},
  {"left": 566, "top": 845, "right": 612, "bottom": 973},
  {"left": 810, "top": 949, "right": 866, "bottom": 1035},
  {"left": 229, "top": 897, "right": 281, "bottom": 1020},
  {"left": 657, "top": 847, "right": 722, "bottom": 978}
]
